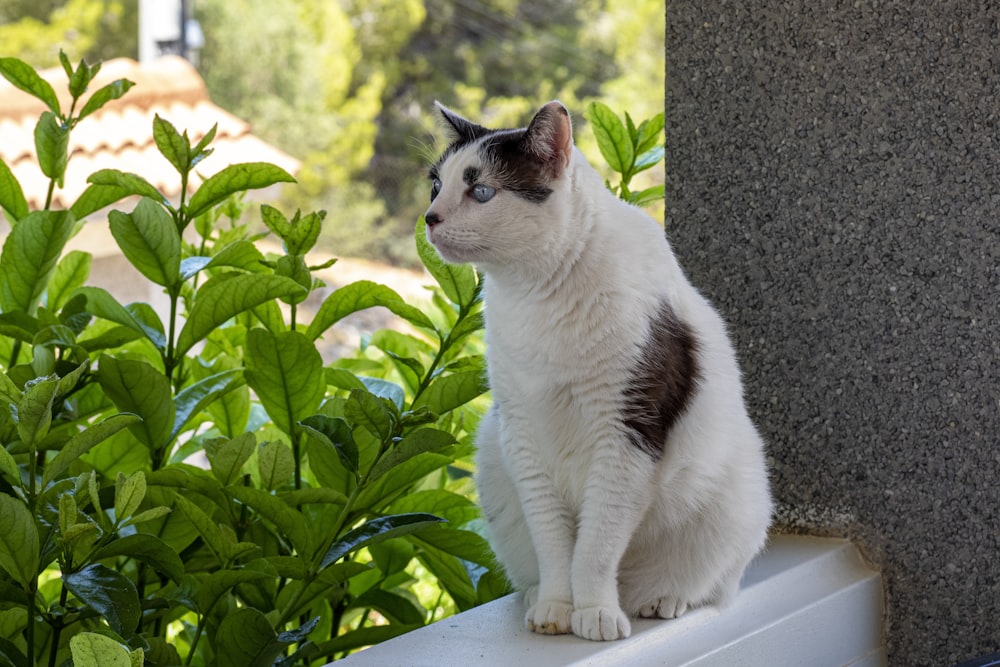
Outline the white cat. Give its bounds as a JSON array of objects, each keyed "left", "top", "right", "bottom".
[{"left": 424, "top": 101, "right": 772, "bottom": 642}]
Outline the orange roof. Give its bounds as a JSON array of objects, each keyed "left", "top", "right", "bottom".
[{"left": 0, "top": 56, "right": 300, "bottom": 211}]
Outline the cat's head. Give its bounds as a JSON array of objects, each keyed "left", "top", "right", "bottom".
[{"left": 424, "top": 101, "right": 575, "bottom": 268}]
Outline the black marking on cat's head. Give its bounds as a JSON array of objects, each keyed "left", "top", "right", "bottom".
[
  {"left": 436, "top": 101, "right": 490, "bottom": 145},
  {"left": 623, "top": 305, "right": 701, "bottom": 460},
  {"left": 429, "top": 101, "right": 575, "bottom": 205}
]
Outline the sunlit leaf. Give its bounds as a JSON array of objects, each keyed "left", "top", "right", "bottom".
[
  {"left": 0, "top": 210, "right": 75, "bottom": 315},
  {"left": 305, "top": 280, "right": 435, "bottom": 340},
  {"left": 176, "top": 274, "right": 305, "bottom": 357},
  {"left": 588, "top": 101, "right": 633, "bottom": 175},
  {"left": 187, "top": 163, "right": 296, "bottom": 219},
  {"left": 0, "top": 57, "right": 60, "bottom": 113},
  {"left": 0, "top": 159, "right": 28, "bottom": 223},
  {"left": 109, "top": 199, "right": 181, "bottom": 288},
  {"left": 244, "top": 329, "right": 324, "bottom": 435}
]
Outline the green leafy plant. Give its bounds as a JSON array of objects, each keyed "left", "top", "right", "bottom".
[
  {"left": 0, "top": 54, "right": 502, "bottom": 666},
  {"left": 587, "top": 100, "right": 665, "bottom": 207}
]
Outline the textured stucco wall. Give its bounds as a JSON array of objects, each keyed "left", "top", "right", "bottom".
[{"left": 665, "top": 2, "right": 999, "bottom": 665}]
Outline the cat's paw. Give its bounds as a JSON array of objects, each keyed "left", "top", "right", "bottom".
[
  {"left": 526, "top": 599, "right": 573, "bottom": 635},
  {"left": 571, "top": 605, "right": 631, "bottom": 641},
  {"left": 637, "top": 596, "right": 690, "bottom": 620}
]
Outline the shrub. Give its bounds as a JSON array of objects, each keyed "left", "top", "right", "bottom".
[{"left": 0, "top": 53, "right": 502, "bottom": 666}]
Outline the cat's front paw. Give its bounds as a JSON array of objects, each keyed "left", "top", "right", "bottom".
[
  {"left": 526, "top": 599, "right": 573, "bottom": 635},
  {"left": 637, "top": 595, "right": 690, "bottom": 619},
  {"left": 571, "top": 605, "right": 631, "bottom": 641}
]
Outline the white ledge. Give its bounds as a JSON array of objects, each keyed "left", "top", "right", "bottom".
[{"left": 335, "top": 535, "right": 886, "bottom": 667}]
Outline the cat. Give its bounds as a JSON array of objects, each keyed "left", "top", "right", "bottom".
[{"left": 423, "top": 100, "right": 773, "bottom": 642}]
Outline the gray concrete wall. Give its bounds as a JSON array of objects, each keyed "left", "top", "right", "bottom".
[{"left": 665, "top": 2, "right": 998, "bottom": 665}]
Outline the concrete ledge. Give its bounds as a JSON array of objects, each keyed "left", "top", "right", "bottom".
[{"left": 335, "top": 534, "right": 885, "bottom": 667}]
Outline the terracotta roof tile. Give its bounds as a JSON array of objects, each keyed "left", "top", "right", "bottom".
[{"left": 0, "top": 55, "right": 300, "bottom": 212}]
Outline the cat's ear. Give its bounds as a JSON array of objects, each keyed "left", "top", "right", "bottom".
[
  {"left": 522, "top": 101, "right": 574, "bottom": 176},
  {"left": 435, "top": 101, "right": 489, "bottom": 143}
]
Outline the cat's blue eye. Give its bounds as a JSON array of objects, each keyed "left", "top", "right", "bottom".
[
  {"left": 430, "top": 178, "right": 442, "bottom": 202},
  {"left": 471, "top": 183, "right": 496, "bottom": 203}
]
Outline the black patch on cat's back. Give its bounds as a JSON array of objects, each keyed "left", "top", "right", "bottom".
[{"left": 623, "top": 305, "right": 701, "bottom": 460}]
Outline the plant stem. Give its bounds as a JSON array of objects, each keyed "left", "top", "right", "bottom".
[
  {"left": 26, "top": 577, "right": 37, "bottom": 666},
  {"left": 44, "top": 179, "right": 56, "bottom": 210},
  {"left": 47, "top": 586, "right": 70, "bottom": 667}
]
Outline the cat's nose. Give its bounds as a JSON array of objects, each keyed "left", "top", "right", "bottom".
[{"left": 425, "top": 211, "right": 443, "bottom": 227}]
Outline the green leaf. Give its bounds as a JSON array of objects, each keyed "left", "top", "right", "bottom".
[
  {"left": 69, "top": 633, "right": 139, "bottom": 667},
  {"left": 42, "top": 413, "right": 142, "bottom": 487},
  {"left": 195, "top": 568, "right": 271, "bottom": 615},
  {"left": 152, "top": 114, "right": 189, "bottom": 175},
  {"left": 305, "top": 280, "right": 435, "bottom": 340},
  {"left": 114, "top": 471, "right": 146, "bottom": 523},
  {"left": 632, "top": 145, "right": 665, "bottom": 174},
  {"left": 630, "top": 184, "right": 666, "bottom": 208},
  {"left": 352, "top": 589, "right": 426, "bottom": 625},
  {"left": 411, "top": 525, "right": 495, "bottom": 568},
  {"left": 415, "top": 218, "right": 479, "bottom": 307},
  {"left": 243, "top": 329, "right": 324, "bottom": 435},
  {"left": 48, "top": 250, "right": 92, "bottom": 312},
  {"left": 109, "top": 199, "right": 181, "bottom": 288},
  {"left": 171, "top": 494, "right": 229, "bottom": 567},
  {"left": 215, "top": 608, "right": 282, "bottom": 667},
  {"left": 0, "top": 372, "right": 20, "bottom": 405},
  {"left": 78, "top": 78, "right": 135, "bottom": 120},
  {"left": 260, "top": 205, "right": 323, "bottom": 255},
  {"left": 636, "top": 112, "right": 666, "bottom": 155},
  {"left": 345, "top": 388, "right": 395, "bottom": 443},
  {"left": 15, "top": 374, "right": 59, "bottom": 446},
  {"left": 91, "top": 532, "right": 184, "bottom": 584},
  {"left": 205, "top": 432, "right": 255, "bottom": 486},
  {"left": 412, "top": 369, "right": 487, "bottom": 415},
  {"left": 313, "top": 625, "right": 420, "bottom": 658},
  {"left": 299, "top": 415, "right": 357, "bottom": 474},
  {"left": 96, "top": 356, "right": 174, "bottom": 451},
  {"left": 179, "top": 240, "right": 267, "bottom": 280},
  {"left": 367, "top": 428, "right": 457, "bottom": 483},
  {"left": 0, "top": 446, "right": 18, "bottom": 486},
  {"left": 0, "top": 495, "right": 38, "bottom": 587},
  {"left": 355, "top": 453, "right": 454, "bottom": 511},
  {"left": 588, "top": 101, "right": 634, "bottom": 175},
  {"left": 0, "top": 57, "right": 59, "bottom": 114},
  {"left": 257, "top": 439, "right": 295, "bottom": 491},
  {"left": 63, "top": 563, "right": 141, "bottom": 637},
  {"left": 68, "top": 63, "right": 90, "bottom": 103},
  {"left": 227, "top": 485, "right": 313, "bottom": 556},
  {"left": 417, "top": 542, "right": 477, "bottom": 610},
  {"left": 171, "top": 368, "right": 244, "bottom": 444},
  {"left": 0, "top": 159, "right": 29, "bottom": 223},
  {"left": 175, "top": 274, "right": 306, "bottom": 357},
  {"left": 187, "top": 163, "right": 296, "bottom": 219},
  {"left": 320, "top": 513, "right": 444, "bottom": 570},
  {"left": 86, "top": 169, "right": 166, "bottom": 204},
  {"left": 74, "top": 286, "right": 166, "bottom": 350},
  {"left": 35, "top": 111, "right": 70, "bottom": 182},
  {"left": 0, "top": 210, "right": 76, "bottom": 315}
]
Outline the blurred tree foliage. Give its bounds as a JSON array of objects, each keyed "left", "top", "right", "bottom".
[
  {"left": 1, "top": 0, "right": 664, "bottom": 266},
  {"left": 196, "top": 0, "right": 664, "bottom": 266},
  {"left": 0, "top": 0, "right": 137, "bottom": 66}
]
